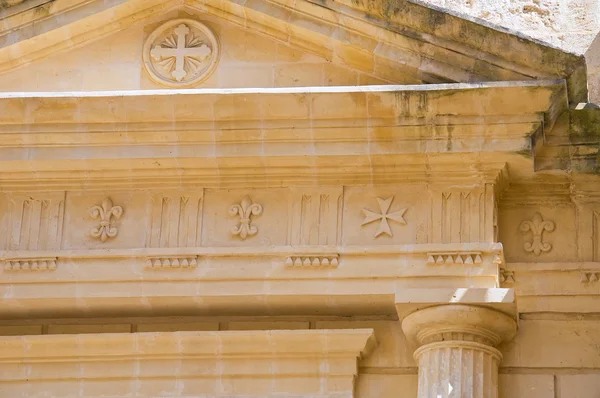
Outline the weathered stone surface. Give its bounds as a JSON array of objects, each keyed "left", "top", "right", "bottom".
[
  {"left": 418, "top": 0, "right": 600, "bottom": 102},
  {"left": 0, "top": 1, "right": 599, "bottom": 397}
]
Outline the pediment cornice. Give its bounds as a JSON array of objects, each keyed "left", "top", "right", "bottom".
[{"left": 0, "top": 0, "right": 587, "bottom": 101}]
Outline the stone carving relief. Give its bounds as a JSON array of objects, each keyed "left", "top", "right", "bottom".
[
  {"left": 426, "top": 251, "right": 483, "bottom": 265},
  {"left": 145, "top": 256, "right": 198, "bottom": 270},
  {"left": 3, "top": 257, "right": 57, "bottom": 272},
  {"left": 289, "top": 190, "right": 342, "bottom": 246},
  {"left": 230, "top": 196, "right": 263, "bottom": 240},
  {"left": 581, "top": 271, "right": 600, "bottom": 283},
  {"left": 89, "top": 198, "right": 123, "bottom": 242},
  {"left": 435, "top": 189, "right": 490, "bottom": 243},
  {"left": 147, "top": 193, "right": 203, "bottom": 248},
  {"left": 1, "top": 193, "right": 65, "bottom": 251},
  {"left": 143, "top": 19, "right": 219, "bottom": 87},
  {"left": 499, "top": 268, "right": 515, "bottom": 283},
  {"left": 361, "top": 197, "right": 407, "bottom": 238},
  {"left": 519, "top": 212, "right": 555, "bottom": 255},
  {"left": 284, "top": 254, "right": 339, "bottom": 268}
]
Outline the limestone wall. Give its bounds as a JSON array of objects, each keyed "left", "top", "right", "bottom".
[
  {"left": 417, "top": 0, "right": 600, "bottom": 102},
  {"left": 1, "top": 315, "right": 598, "bottom": 397}
]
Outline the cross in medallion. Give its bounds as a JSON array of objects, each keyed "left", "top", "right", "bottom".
[
  {"left": 361, "top": 197, "right": 407, "bottom": 238},
  {"left": 150, "top": 24, "right": 212, "bottom": 82}
]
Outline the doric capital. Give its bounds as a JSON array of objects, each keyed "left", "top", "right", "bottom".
[{"left": 402, "top": 304, "right": 517, "bottom": 348}]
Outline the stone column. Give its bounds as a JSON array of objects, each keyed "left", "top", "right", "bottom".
[{"left": 402, "top": 305, "right": 517, "bottom": 398}]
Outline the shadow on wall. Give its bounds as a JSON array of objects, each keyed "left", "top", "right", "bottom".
[{"left": 585, "top": 31, "right": 600, "bottom": 104}]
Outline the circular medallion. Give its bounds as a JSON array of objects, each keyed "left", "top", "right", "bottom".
[{"left": 143, "top": 19, "right": 219, "bottom": 87}]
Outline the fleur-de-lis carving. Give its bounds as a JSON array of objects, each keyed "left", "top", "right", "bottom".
[
  {"left": 519, "top": 212, "right": 555, "bottom": 255},
  {"left": 89, "top": 198, "right": 124, "bottom": 242},
  {"left": 229, "top": 196, "right": 262, "bottom": 240}
]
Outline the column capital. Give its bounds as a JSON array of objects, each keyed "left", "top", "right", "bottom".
[
  {"left": 402, "top": 305, "right": 517, "bottom": 398},
  {"left": 402, "top": 304, "right": 517, "bottom": 348}
]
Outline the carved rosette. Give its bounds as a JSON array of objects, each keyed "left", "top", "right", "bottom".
[{"left": 142, "top": 18, "right": 219, "bottom": 87}]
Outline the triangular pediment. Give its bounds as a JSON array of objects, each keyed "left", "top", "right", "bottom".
[
  {"left": 0, "top": 0, "right": 587, "bottom": 99},
  {"left": 0, "top": 8, "right": 398, "bottom": 91}
]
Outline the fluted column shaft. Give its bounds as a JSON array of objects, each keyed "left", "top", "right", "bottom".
[
  {"left": 402, "top": 305, "right": 517, "bottom": 398},
  {"left": 415, "top": 341, "right": 500, "bottom": 398}
]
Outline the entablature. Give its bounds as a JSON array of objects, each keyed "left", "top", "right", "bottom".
[{"left": 0, "top": 82, "right": 562, "bottom": 189}]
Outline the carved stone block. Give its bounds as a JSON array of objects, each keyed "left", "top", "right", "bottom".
[
  {"left": 284, "top": 255, "right": 339, "bottom": 268},
  {"left": 144, "top": 256, "right": 199, "bottom": 270},
  {"left": 426, "top": 251, "right": 483, "bottom": 265},
  {"left": 3, "top": 257, "right": 57, "bottom": 272}
]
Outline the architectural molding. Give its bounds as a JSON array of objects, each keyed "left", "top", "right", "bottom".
[
  {"left": 0, "top": 329, "right": 376, "bottom": 397},
  {"left": 3, "top": 256, "right": 57, "bottom": 272},
  {"left": 0, "top": 244, "right": 505, "bottom": 317},
  {"left": 502, "top": 262, "right": 600, "bottom": 313},
  {"left": 0, "top": 83, "right": 561, "bottom": 190},
  {"left": 0, "top": 0, "right": 586, "bottom": 102}
]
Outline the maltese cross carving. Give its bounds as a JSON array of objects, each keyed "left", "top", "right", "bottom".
[{"left": 361, "top": 197, "right": 407, "bottom": 238}]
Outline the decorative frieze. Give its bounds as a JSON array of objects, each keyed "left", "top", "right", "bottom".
[
  {"left": 89, "top": 198, "right": 123, "bottom": 242},
  {"left": 3, "top": 257, "right": 57, "bottom": 272},
  {"left": 426, "top": 251, "right": 483, "bottom": 265},
  {"left": 284, "top": 254, "right": 339, "bottom": 268},
  {"left": 144, "top": 256, "right": 198, "bottom": 270}
]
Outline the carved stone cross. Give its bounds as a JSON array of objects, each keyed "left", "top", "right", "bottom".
[{"left": 150, "top": 24, "right": 212, "bottom": 82}]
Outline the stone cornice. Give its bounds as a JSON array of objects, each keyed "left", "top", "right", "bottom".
[
  {"left": 502, "top": 262, "right": 600, "bottom": 314},
  {"left": 0, "top": 0, "right": 586, "bottom": 103},
  {"left": 0, "top": 243, "right": 506, "bottom": 318},
  {"left": 0, "top": 329, "right": 376, "bottom": 396},
  {"left": 338, "top": 0, "right": 587, "bottom": 102},
  {"left": 0, "top": 329, "right": 376, "bottom": 361},
  {"left": 0, "top": 82, "right": 563, "bottom": 189}
]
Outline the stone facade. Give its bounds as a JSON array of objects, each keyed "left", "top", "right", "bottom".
[
  {"left": 0, "top": 0, "right": 599, "bottom": 397},
  {"left": 419, "top": 0, "right": 600, "bottom": 102}
]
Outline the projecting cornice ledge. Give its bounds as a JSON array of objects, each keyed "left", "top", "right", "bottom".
[
  {"left": 536, "top": 105, "right": 600, "bottom": 173},
  {"left": 0, "top": 81, "right": 566, "bottom": 188},
  {"left": 0, "top": 329, "right": 376, "bottom": 397}
]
